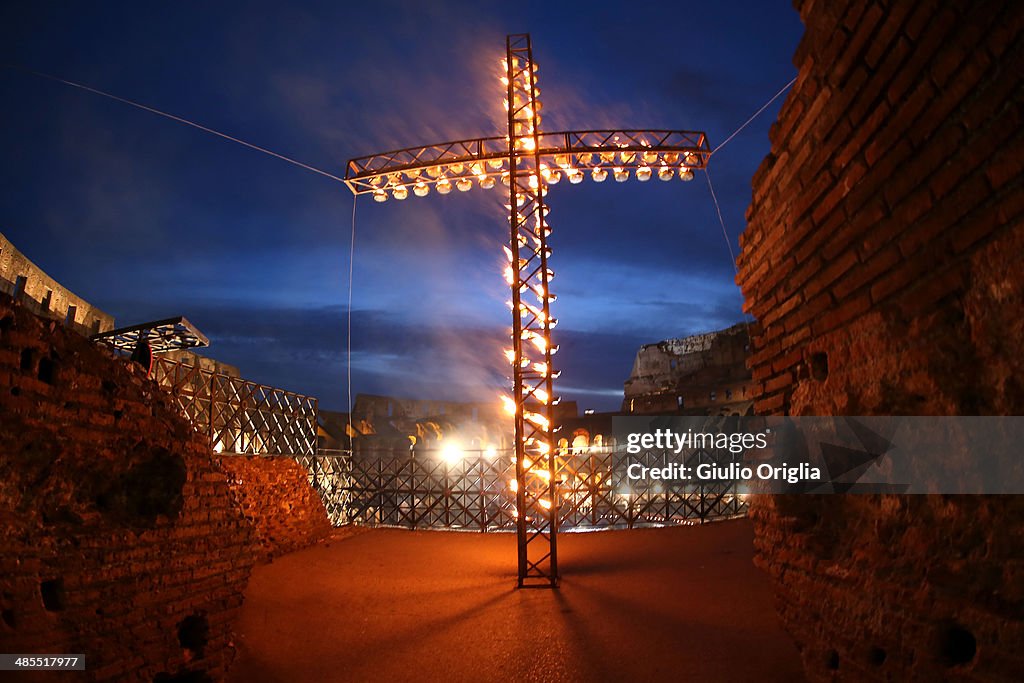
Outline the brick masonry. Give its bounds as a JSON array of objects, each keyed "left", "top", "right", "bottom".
[
  {"left": 0, "top": 293, "right": 332, "bottom": 681},
  {"left": 217, "top": 456, "right": 333, "bottom": 563},
  {"left": 736, "top": 0, "right": 1023, "bottom": 680}
]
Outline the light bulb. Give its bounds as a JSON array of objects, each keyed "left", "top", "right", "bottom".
[
  {"left": 591, "top": 168, "right": 608, "bottom": 182},
  {"left": 636, "top": 167, "right": 652, "bottom": 182},
  {"left": 547, "top": 170, "right": 561, "bottom": 185},
  {"left": 437, "top": 178, "right": 452, "bottom": 194},
  {"left": 480, "top": 176, "right": 496, "bottom": 189},
  {"left": 642, "top": 150, "right": 658, "bottom": 164},
  {"left": 501, "top": 172, "right": 510, "bottom": 186},
  {"left": 370, "top": 175, "right": 385, "bottom": 187},
  {"left": 664, "top": 152, "right": 679, "bottom": 164},
  {"left": 456, "top": 178, "right": 472, "bottom": 192},
  {"left": 487, "top": 158, "right": 504, "bottom": 170},
  {"left": 373, "top": 190, "right": 387, "bottom": 203},
  {"left": 614, "top": 168, "right": 629, "bottom": 182},
  {"left": 449, "top": 162, "right": 464, "bottom": 174},
  {"left": 393, "top": 186, "right": 409, "bottom": 200},
  {"left": 568, "top": 170, "right": 584, "bottom": 184},
  {"left": 658, "top": 167, "right": 674, "bottom": 181},
  {"left": 427, "top": 166, "right": 443, "bottom": 178},
  {"left": 679, "top": 168, "right": 695, "bottom": 182},
  {"left": 413, "top": 182, "right": 430, "bottom": 197},
  {"left": 619, "top": 150, "right": 635, "bottom": 164}
]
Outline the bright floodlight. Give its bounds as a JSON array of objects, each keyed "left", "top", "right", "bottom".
[{"left": 441, "top": 440, "right": 463, "bottom": 465}]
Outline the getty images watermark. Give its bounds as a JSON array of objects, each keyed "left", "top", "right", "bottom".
[
  {"left": 624, "top": 426, "right": 822, "bottom": 485},
  {"left": 612, "top": 416, "right": 1024, "bottom": 494}
]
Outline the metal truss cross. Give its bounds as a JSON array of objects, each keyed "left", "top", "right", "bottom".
[{"left": 344, "top": 33, "right": 709, "bottom": 587}]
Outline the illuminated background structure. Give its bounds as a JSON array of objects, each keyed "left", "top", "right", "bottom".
[{"left": 344, "top": 34, "right": 710, "bottom": 587}]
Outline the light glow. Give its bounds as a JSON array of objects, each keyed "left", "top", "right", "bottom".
[{"left": 440, "top": 440, "right": 463, "bottom": 465}]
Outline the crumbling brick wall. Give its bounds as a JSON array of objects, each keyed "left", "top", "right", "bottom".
[
  {"left": 0, "top": 293, "right": 255, "bottom": 682},
  {"left": 217, "top": 456, "right": 333, "bottom": 562},
  {"left": 736, "top": 0, "right": 1023, "bottom": 680}
]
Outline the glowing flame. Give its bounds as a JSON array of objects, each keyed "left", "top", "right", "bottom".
[
  {"left": 522, "top": 330, "right": 548, "bottom": 352},
  {"left": 524, "top": 411, "right": 549, "bottom": 429}
]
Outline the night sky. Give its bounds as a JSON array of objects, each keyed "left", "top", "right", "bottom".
[{"left": 0, "top": 2, "right": 803, "bottom": 412}]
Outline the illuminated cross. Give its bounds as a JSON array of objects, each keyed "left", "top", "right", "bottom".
[{"left": 344, "top": 33, "right": 709, "bottom": 587}]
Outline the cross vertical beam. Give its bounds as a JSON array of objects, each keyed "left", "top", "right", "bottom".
[
  {"left": 343, "top": 32, "right": 711, "bottom": 588},
  {"left": 506, "top": 34, "right": 558, "bottom": 587}
]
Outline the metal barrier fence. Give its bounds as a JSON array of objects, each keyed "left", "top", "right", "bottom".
[
  {"left": 298, "top": 445, "right": 747, "bottom": 531},
  {"left": 153, "top": 356, "right": 318, "bottom": 457}
]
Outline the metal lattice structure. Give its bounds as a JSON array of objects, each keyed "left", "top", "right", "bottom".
[
  {"left": 300, "top": 445, "right": 746, "bottom": 530},
  {"left": 152, "top": 355, "right": 318, "bottom": 457},
  {"left": 344, "top": 34, "right": 710, "bottom": 587},
  {"left": 90, "top": 316, "right": 209, "bottom": 354}
]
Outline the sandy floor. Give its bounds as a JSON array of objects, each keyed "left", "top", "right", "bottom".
[{"left": 228, "top": 519, "right": 804, "bottom": 682}]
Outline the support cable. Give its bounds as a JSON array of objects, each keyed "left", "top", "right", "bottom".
[
  {"left": 702, "top": 74, "right": 798, "bottom": 354},
  {"left": 704, "top": 166, "right": 755, "bottom": 351},
  {"left": 710, "top": 75, "right": 797, "bottom": 157},
  {"left": 6, "top": 65, "right": 347, "bottom": 184},
  {"left": 347, "top": 196, "right": 357, "bottom": 449}
]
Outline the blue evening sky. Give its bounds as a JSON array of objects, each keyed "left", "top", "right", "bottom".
[{"left": 0, "top": 1, "right": 804, "bottom": 411}]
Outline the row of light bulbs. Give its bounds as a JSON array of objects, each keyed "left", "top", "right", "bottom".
[{"left": 371, "top": 163, "right": 696, "bottom": 202}]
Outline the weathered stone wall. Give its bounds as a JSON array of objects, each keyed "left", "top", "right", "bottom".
[
  {"left": 737, "top": 0, "right": 1023, "bottom": 680},
  {"left": 0, "top": 231, "right": 115, "bottom": 336},
  {"left": 623, "top": 323, "right": 754, "bottom": 415},
  {"left": 217, "top": 456, "right": 333, "bottom": 562},
  {"left": 0, "top": 293, "right": 255, "bottom": 682}
]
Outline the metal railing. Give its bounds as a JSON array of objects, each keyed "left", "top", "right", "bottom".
[
  {"left": 152, "top": 356, "right": 318, "bottom": 457},
  {"left": 298, "top": 445, "right": 747, "bottom": 531}
]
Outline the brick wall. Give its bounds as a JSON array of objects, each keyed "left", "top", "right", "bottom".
[
  {"left": 217, "top": 456, "right": 333, "bottom": 562},
  {"left": 737, "top": 0, "right": 1023, "bottom": 680},
  {"left": 0, "top": 293, "right": 255, "bottom": 682}
]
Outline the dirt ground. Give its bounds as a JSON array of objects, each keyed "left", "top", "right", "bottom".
[{"left": 228, "top": 519, "right": 804, "bottom": 682}]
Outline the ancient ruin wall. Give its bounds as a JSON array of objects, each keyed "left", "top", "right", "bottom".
[
  {"left": 0, "top": 293, "right": 255, "bottom": 682},
  {"left": 0, "top": 231, "right": 115, "bottom": 335},
  {"left": 218, "top": 455, "right": 333, "bottom": 562},
  {"left": 623, "top": 323, "right": 753, "bottom": 415},
  {"left": 736, "top": 0, "right": 1023, "bottom": 680}
]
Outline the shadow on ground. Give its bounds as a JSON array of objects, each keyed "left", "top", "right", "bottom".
[{"left": 229, "top": 519, "right": 804, "bottom": 682}]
